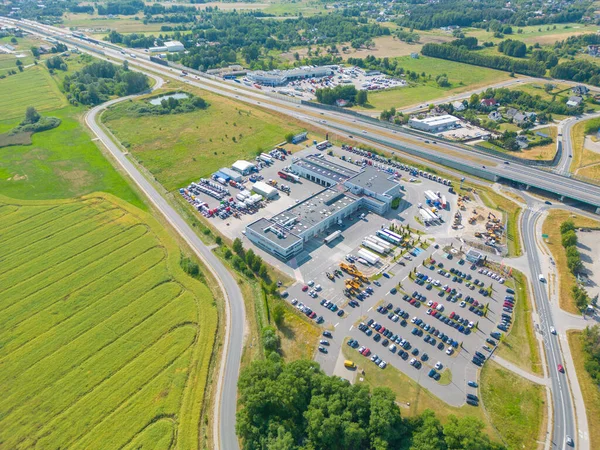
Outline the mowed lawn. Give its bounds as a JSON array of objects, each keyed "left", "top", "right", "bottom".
[
  {"left": 0, "top": 193, "right": 217, "bottom": 449},
  {"left": 103, "top": 89, "right": 302, "bottom": 191},
  {"left": 359, "top": 56, "right": 510, "bottom": 110},
  {"left": 0, "top": 66, "right": 66, "bottom": 119},
  {"left": 481, "top": 361, "right": 547, "bottom": 450}
]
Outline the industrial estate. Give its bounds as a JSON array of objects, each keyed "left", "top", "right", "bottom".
[{"left": 3, "top": 2, "right": 600, "bottom": 450}]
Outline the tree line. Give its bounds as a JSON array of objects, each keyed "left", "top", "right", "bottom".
[
  {"left": 550, "top": 60, "right": 600, "bottom": 87},
  {"left": 315, "top": 85, "right": 367, "bottom": 107},
  {"left": 63, "top": 60, "right": 149, "bottom": 106},
  {"left": 237, "top": 355, "right": 506, "bottom": 450},
  {"left": 421, "top": 42, "right": 547, "bottom": 77},
  {"left": 581, "top": 325, "right": 600, "bottom": 386}
]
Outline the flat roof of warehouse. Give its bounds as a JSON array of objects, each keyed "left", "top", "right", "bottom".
[
  {"left": 294, "top": 155, "right": 358, "bottom": 183},
  {"left": 247, "top": 218, "right": 303, "bottom": 249},
  {"left": 347, "top": 166, "right": 398, "bottom": 194},
  {"left": 272, "top": 189, "right": 358, "bottom": 235}
]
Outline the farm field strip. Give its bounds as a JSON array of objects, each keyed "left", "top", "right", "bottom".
[
  {"left": 0, "top": 285, "right": 188, "bottom": 431},
  {"left": 0, "top": 67, "right": 65, "bottom": 119},
  {"left": 0, "top": 221, "right": 158, "bottom": 302},
  {"left": 0, "top": 201, "right": 110, "bottom": 256},
  {"left": 0, "top": 208, "right": 134, "bottom": 275},
  {"left": 0, "top": 194, "right": 217, "bottom": 449},
  {"left": 0, "top": 261, "right": 168, "bottom": 361},
  {"left": 0, "top": 203, "right": 75, "bottom": 234},
  {"left": 0, "top": 244, "right": 165, "bottom": 330}
]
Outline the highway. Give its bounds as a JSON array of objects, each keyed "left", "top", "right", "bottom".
[
  {"left": 7, "top": 17, "right": 600, "bottom": 209},
  {"left": 2, "top": 17, "right": 593, "bottom": 449},
  {"left": 522, "top": 206, "right": 576, "bottom": 450},
  {"left": 85, "top": 87, "right": 244, "bottom": 450}
]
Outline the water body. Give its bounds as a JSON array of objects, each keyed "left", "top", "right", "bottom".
[{"left": 149, "top": 93, "right": 189, "bottom": 105}]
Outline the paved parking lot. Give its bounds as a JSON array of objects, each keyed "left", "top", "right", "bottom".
[{"left": 285, "top": 240, "right": 516, "bottom": 407}]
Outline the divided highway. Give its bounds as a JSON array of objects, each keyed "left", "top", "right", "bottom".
[
  {"left": 4, "top": 17, "right": 595, "bottom": 450},
  {"left": 522, "top": 207, "right": 577, "bottom": 450},
  {"left": 9, "top": 17, "right": 600, "bottom": 209}
]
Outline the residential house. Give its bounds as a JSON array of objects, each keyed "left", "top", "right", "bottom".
[
  {"left": 572, "top": 85, "right": 589, "bottom": 96},
  {"left": 512, "top": 112, "right": 527, "bottom": 126},
  {"left": 480, "top": 98, "right": 498, "bottom": 108},
  {"left": 505, "top": 107, "right": 519, "bottom": 120},
  {"left": 566, "top": 96, "right": 582, "bottom": 108},
  {"left": 488, "top": 111, "right": 502, "bottom": 121},
  {"left": 410, "top": 52, "right": 419, "bottom": 59},
  {"left": 516, "top": 135, "right": 529, "bottom": 149},
  {"left": 452, "top": 101, "right": 466, "bottom": 112}
]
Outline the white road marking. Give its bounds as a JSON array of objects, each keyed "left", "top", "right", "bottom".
[
  {"left": 334, "top": 322, "right": 339, "bottom": 328},
  {"left": 368, "top": 306, "right": 373, "bottom": 312},
  {"left": 349, "top": 325, "right": 353, "bottom": 331}
]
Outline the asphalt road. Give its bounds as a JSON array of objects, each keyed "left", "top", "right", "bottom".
[
  {"left": 85, "top": 95, "right": 244, "bottom": 450},
  {"left": 522, "top": 206, "right": 576, "bottom": 450},
  {"left": 4, "top": 17, "right": 592, "bottom": 448},
  {"left": 8, "top": 17, "right": 600, "bottom": 209}
]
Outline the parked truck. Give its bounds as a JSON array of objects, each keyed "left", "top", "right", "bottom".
[
  {"left": 362, "top": 239, "right": 387, "bottom": 255},
  {"left": 357, "top": 248, "right": 380, "bottom": 265}
]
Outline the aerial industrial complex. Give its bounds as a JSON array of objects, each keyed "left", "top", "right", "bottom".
[{"left": 245, "top": 154, "right": 402, "bottom": 259}]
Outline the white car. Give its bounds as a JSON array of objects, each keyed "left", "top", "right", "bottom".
[
  {"left": 435, "top": 361, "right": 443, "bottom": 370},
  {"left": 389, "top": 344, "right": 397, "bottom": 352},
  {"left": 308, "top": 280, "right": 315, "bottom": 287},
  {"left": 550, "top": 327, "right": 557, "bottom": 335},
  {"left": 315, "top": 284, "right": 322, "bottom": 291},
  {"left": 446, "top": 347, "right": 454, "bottom": 355},
  {"left": 468, "top": 321, "right": 474, "bottom": 329}
]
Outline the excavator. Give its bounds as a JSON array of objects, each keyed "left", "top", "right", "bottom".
[{"left": 326, "top": 272, "right": 335, "bottom": 281}]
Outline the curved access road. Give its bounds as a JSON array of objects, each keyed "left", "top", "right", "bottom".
[
  {"left": 556, "top": 111, "right": 600, "bottom": 175},
  {"left": 84, "top": 82, "right": 243, "bottom": 450}
]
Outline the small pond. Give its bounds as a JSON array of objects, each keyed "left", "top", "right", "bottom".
[{"left": 149, "top": 93, "right": 189, "bottom": 105}]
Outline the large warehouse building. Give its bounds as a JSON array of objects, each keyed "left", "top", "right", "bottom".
[
  {"left": 408, "top": 114, "right": 459, "bottom": 133},
  {"left": 245, "top": 155, "right": 402, "bottom": 259},
  {"left": 247, "top": 65, "right": 337, "bottom": 86}
]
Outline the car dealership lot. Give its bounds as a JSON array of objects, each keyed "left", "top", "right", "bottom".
[{"left": 286, "top": 241, "right": 515, "bottom": 406}]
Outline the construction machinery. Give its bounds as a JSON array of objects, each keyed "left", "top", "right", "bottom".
[{"left": 326, "top": 272, "right": 334, "bottom": 281}]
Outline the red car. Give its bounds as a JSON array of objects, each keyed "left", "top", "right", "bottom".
[
  {"left": 409, "top": 299, "right": 416, "bottom": 305},
  {"left": 449, "top": 312, "right": 455, "bottom": 319},
  {"left": 302, "top": 285, "right": 309, "bottom": 292},
  {"left": 380, "top": 327, "right": 386, "bottom": 334},
  {"left": 558, "top": 364, "right": 565, "bottom": 373},
  {"left": 362, "top": 348, "right": 371, "bottom": 356}
]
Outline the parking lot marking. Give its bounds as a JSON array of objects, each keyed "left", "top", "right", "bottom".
[
  {"left": 334, "top": 322, "right": 339, "bottom": 328},
  {"left": 349, "top": 325, "right": 353, "bottom": 331},
  {"left": 368, "top": 306, "right": 373, "bottom": 312}
]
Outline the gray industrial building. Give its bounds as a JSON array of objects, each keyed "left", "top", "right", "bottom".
[
  {"left": 247, "top": 65, "right": 337, "bottom": 86},
  {"left": 245, "top": 155, "right": 402, "bottom": 260}
]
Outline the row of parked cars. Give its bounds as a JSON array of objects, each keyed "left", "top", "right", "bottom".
[{"left": 291, "top": 299, "right": 324, "bottom": 324}]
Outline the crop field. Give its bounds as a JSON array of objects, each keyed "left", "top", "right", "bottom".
[
  {"left": 0, "top": 193, "right": 217, "bottom": 449},
  {"left": 466, "top": 23, "right": 596, "bottom": 46},
  {"left": 0, "top": 66, "right": 66, "bottom": 119},
  {"left": 102, "top": 86, "right": 303, "bottom": 191},
  {"left": 357, "top": 56, "right": 510, "bottom": 111}
]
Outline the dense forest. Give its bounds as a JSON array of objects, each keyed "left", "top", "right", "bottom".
[
  {"left": 550, "top": 60, "right": 600, "bottom": 86},
  {"left": 237, "top": 354, "right": 506, "bottom": 450},
  {"left": 176, "top": 11, "right": 389, "bottom": 70},
  {"left": 421, "top": 43, "right": 547, "bottom": 77},
  {"left": 63, "top": 60, "right": 149, "bottom": 105},
  {"left": 396, "top": 0, "right": 591, "bottom": 30}
]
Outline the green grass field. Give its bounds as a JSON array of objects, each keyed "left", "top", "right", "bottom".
[
  {"left": 0, "top": 62, "right": 143, "bottom": 207},
  {"left": 0, "top": 192, "right": 217, "bottom": 449},
  {"left": 359, "top": 56, "right": 510, "bottom": 110},
  {"left": 481, "top": 361, "right": 546, "bottom": 450},
  {"left": 496, "top": 271, "right": 543, "bottom": 375},
  {"left": 0, "top": 66, "right": 66, "bottom": 119},
  {"left": 102, "top": 87, "right": 303, "bottom": 191}
]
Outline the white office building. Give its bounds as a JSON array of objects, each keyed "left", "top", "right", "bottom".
[
  {"left": 247, "top": 65, "right": 337, "bottom": 86},
  {"left": 408, "top": 114, "right": 459, "bottom": 133}
]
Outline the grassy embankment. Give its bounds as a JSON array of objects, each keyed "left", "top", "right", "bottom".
[
  {"left": 542, "top": 210, "right": 600, "bottom": 313},
  {"left": 496, "top": 270, "right": 543, "bottom": 375},
  {"left": 0, "top": 193, "right": 217, "bottom": 449},
  {"left": 570, "top": 118, "right": 600, "bottom": 181},
  {"left": 341, "top": 345, "right": 546, "bottom": 449},
  {"left": 567, "top": 330, "right": 600, "bottom": 450}
]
